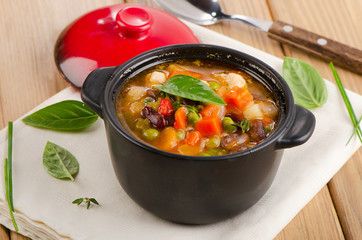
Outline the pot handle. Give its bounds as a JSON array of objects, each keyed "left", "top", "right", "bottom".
[
  {"left": 275, "top": 105, "right": 316, "bottom": 149},
  {"left": 81, "top": 67, "right": 116, "bottom": 118}
]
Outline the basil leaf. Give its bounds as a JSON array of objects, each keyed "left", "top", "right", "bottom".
[
  {"left": 282, "top": 57, "right": 328, "bottom": 109},
  {"left": 43, "top": 141, "right": 79, "bottom": 181},
  {"left": 22, "top": 100, "right": 98, "bottom": 130},
  {"left": 155, "top": 75, "right": 226, "bottom": 105}
]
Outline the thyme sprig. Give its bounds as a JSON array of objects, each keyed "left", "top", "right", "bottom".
[
  {"left": 72, "top": 197, "right": 99, "bottom": 209},
  {"left": 232, "top": 118, "right": 250, "bottom": 134}
]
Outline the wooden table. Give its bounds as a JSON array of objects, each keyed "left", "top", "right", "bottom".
[{"left": 0, "top": 0, "right": 361, "bottom": 239}]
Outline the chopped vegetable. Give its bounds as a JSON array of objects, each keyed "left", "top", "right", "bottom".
[
  {"left": 187, "top": 111, "right": 202, "bottom": 125},
  {"left": 168, "top": 70, "right": 202, "bottom": 79},
  {"left": 176, "top": 129, "right": 186, "bottom": 141},
  {"left": 185, "top": 131, "right": 202, "bottom": 146},
  {"left": 206, "top": 135, "right": 221, "bottom": 149},
  {"left": 174, "top": 107, "right": 187, "bottom": 129},
  {"left": 142, "top": 128, "right": 159, "bottom": 141},
  {"left": 200, "top": 104, "right": 219, "bottom": 117},
  {"left": 222, "top": 117, "right": 237, "bottom": 132},
  {"left": 178, "top": 144, "right": 202, "bottom": 156},
  {"left": 158, "top": 98, "right": 174, "bottom": 115},
  {"left": 209, "top": 82, "right": 220, "bottom": 91},
  {"left": 224, "top": 87, "right": 253, "bottom": 111},
  {"left": 195, "top": 116, "right": 222, "bottom": 136},
  {"left": 155, "top": 127, "right": 178, "bottom": 151}
]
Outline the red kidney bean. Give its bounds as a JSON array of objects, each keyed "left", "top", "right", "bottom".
[
  {"left": 248, "top": 119, "right": 266, "bottom": 142},
  {"left": 141, "top": 106, "right": 167, "bottom": 129}
]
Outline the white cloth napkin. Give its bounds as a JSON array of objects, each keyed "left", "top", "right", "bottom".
[{"left": 0, "top": 22, "right": 361, "bottom": 240}]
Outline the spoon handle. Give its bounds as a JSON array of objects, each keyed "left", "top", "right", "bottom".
[{"left": 268, "top": 20, "right": 362, "bottom": 75}]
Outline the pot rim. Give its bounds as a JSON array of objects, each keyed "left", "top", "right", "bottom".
[{"left": 102, "top": 43, "right": 295, "bottom": 161}]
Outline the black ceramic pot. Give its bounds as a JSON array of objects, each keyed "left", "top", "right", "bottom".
[{"left": 81, "top": 44, "right": 315, "bottom": 225}]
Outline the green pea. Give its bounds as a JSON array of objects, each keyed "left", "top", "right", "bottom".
[
  {"left": 209, "top": 82, "right": 220, "bottom": 91},
  {"left": 187, "top": 111, "right": 202, "bottom": 125},
  {"left": 176, "top": 129, "right": 186, "bottom": 141},
  {"left": 217, "top": 149, "right": 228, "bottom": 155},
  {"left": 142, "top": 129, "right": 159, "bottom": 141},
  {"left": 135, "top": 118, "right": 150, "bottom": 130},
  {"left": 200, "top": 153, "right": 211, "bottom": 156},
  {"left": 206, "top": 149, "right": 219, "bottom": 156},
  {"left": 196, "top": 105, "right": 204, "bottom": 111},
  {"left": 206, "top": 135, "right": 221, "bottom": 149},
  {"left": 147, "top": 99, "right": 160, "bottom": 112},
  {"left": 222, "top": 117, "right": 237, "bottom": 132},
  {"left": 265, "top": 125, "right": 272, "bottom": 133}
]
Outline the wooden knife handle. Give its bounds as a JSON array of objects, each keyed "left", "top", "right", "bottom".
[{"left": 268, "top": 20, "right": 362, "bottom": 75}]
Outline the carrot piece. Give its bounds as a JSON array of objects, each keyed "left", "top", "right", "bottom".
[
  {"left": 168, "top": 70, "right": 202, "bottom": 79},
  {"left": 178, "top": 144, "right": 202, "bottom": 156},
  {"left": 195, "top": 116, "right": 221, "bottom": 136},
  {"left": 216, "top": 86, "right": 228, "bottom": 98},
  {"left": 155, "top": 127, "right": 178, "bottom": 152},
  {"left": 224, "top": 87, "right": 253, "bottom": 110},
  {"left": 200, "top": 104, "right": 219, "bottom": 117},
  {"left": 174, "top": 107, "right": 187, "bottom": 129},
  {"left": 185, "top": 130, "right": 202, "bottom": 146}
]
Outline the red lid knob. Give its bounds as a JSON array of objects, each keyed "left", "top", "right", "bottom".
[{"left": 116, "top": 7, "right": 153, "bottom": 39}]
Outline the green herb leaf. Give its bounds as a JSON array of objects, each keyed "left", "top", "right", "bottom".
[
  {"left": 232, "top": 118, "right": 250, "bottom": 134},
  {"left": 89, "top": 198, "right": 99, "bottom": 205},
  {"left": 72, "top": 198, "right": 84, "bottom": 205},
  {"left": 22, "top": 100, "right": 98, "bottom": 131},
  {"left": 329, "top": 62, "right": 362, "bottom": 144},
  {"left": 4, "top": 122, "right": 19, "bottom": 232},
  {"left": 72, "top": 197, "right": 99, "bottom": 209},
  {"left": 282, "top": 57, "right": 328, "bottom": 109},
  {"left": 43, "top": 141, "right": 79, "bottom": 181},
  {"left": 155, "top": 75, "right": 226, "bottom": 105}
]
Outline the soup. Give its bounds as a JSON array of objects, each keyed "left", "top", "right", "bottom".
[{"left": 115, "top": 59, "right": 279, "bottom": 156}]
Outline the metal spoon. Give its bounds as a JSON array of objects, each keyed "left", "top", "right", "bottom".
[{"left": 154, "top": 0, "right": 362, "bottom": 75}]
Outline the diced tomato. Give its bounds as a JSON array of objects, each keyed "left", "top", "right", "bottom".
[
  {"left": 195, "top": 116, "right": 221, "bottom": 136},
  {"left": 224, "top": 87, "right": 253, "bottom": 111},
  {"left": 158, "top": 98, "right": 174, "bottom": 115},
  {"left": 168, "top": 70, "right": 202, "bottom": 79},
  {"left": 174, "top": 107, "right": 187, "bottom": 129},
  {"left": 200, "top": 104, "right": 219, "bottom": 117},
  {"left": 185, "top": 130, "right": 202, "bottom": 146}
]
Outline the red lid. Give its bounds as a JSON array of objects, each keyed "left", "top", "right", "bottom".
[{"left": 54, "top": 4, "right": 199, "bottom": 89}]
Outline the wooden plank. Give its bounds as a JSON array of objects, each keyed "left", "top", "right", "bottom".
[
  {"left": 10, "top": 232, "right": 31, "bottom": 240},
  {"left": 268, "top": 0, "right": 362, "bottom": 239},
  {"left": 329, "top": 150, "right": 362, "bottom": 239},
  {"left": 276, "top": 186, "right": 344, "bottom": 239},
  {"left": 0, "top": 225, "right": 9, "bottom": 240}
]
